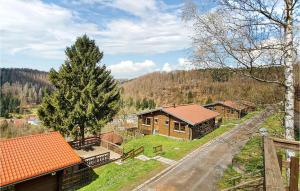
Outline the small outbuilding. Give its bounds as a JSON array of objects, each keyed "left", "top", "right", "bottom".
[
  {"left": 137, "top": 104, "right": 220, "bottom": 140},
  {"left": 0, "top": 132, "right": 82, "bottom": 191},
  {"left": 203, "top": 100, "right": 253, "bottom": 119}
]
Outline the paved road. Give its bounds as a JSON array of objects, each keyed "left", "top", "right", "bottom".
[{"left": 135, "top": 108, "right": 274, "bottom": 191}]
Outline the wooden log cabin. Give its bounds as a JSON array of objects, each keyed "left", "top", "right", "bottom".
[
  {"left": 137, "top": 104, "right": 220, "bottom": 140},
  {"left": 203, "top": 100, "right": 253, "bottom": 119},
  {"left": 0, "top": 132, "right": 82, "bottom": 191}
]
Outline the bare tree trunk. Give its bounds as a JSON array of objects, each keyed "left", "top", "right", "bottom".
[
  {"left": 284, "top": 0, "right": 295, "bottom": 141},
  {"left": 284, "top": 0, "right": 295, "bottom": 182},
  {"left": 80, "top": 126, "right": 85, "bottom": 145}
]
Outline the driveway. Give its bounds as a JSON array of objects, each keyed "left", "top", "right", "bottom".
[{"left": 134, "top": 107, "right": 274, "bottom": 191}]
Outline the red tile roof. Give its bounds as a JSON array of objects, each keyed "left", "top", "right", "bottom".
[
  {"left": 0, "top": 132, "right": 81, "bottom": 187},
  {"left": 162, "top": 104, "right": 219, "bottom": 125},
  {"left": 222, "top": 100, "right": 247, "bottom": 110}
]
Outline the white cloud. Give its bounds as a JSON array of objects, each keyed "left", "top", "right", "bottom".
[
  {"left": 108, "top": 60, "right": 156, "bottom": 78},
  {"left": 162, "top": 63, "right": 172, "bottom": 72},
  {"left": 0, "top": 0, "right": 100, "bottom": 59},
  {"left": 0, "top": 0, "right": 191, "bottom": 59},
  {"left": 177, "top": 58, "right": 195, "bottom": 70},
  {"left": 160, "top": 58, "right": 194, "bottom": 73}
]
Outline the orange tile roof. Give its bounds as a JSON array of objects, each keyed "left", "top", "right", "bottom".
[
  {"left": 0, "top": 132, "right": 81, "bottom": 187},
  {"left": 222, "top": 100, "right": 247, "bottom": 110},
  {"left": 163, "top": 104, "right": 219, "bottom": 125}
]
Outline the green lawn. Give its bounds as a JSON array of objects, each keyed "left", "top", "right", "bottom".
[
  {"left": 79, "top": 110, "right": 260, "bottom": 191},
  {"left": 78, "top": 159, "right": 164, "bottom": 191},
  {"left": 122, "top": 110, "right": 261, "bottom": 160},
  {"left": 218, "top": 112, "right": 285, "bottom": 189}
]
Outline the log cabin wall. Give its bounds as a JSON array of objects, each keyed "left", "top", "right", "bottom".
[
  {"left": 206, "top": 104, "right": 240, "bottom": 119},
  {"left": 191, "top": 119, "right": 216, "bottom": 139},
  {"left": 138, "top": 113, "right": 154, "bottom": 135},
  {"left": 168, "top": 115, "right": 190, "bottom": 139}
]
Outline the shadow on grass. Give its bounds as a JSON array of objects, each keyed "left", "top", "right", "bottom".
[{"left": 62, "top": 163, "right": 99, "bottom": 191}]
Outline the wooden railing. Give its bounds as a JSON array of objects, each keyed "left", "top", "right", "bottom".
[
  {"left": 121, "top": 149, "right": 134, "bottom": 161},
  {"left": 263, "top": 137, "right": 300, "bottom": 191},
  {"left": 100, "top": 139, "right": 123, "bottom": 155},
  {"left": 83, "top": 152, "right": 110, "bottom": 168},
  {"left": 141, "top": 129, "right": 152, "bottom": 135},
  {"left": 133, "top": 146, "right": 144, "bottom": 156},
  {"left": 121, "top": 146, "right": 144, "bottom": 161},
  {"left": 153, "top": 145, "right": 163, "bottom": 155},
  {"left": 69, "top": 136, "right": 100, "bottom": 150},
  {"left": 221, "top": 137, "right": 299, "bottom": 191},
  {"left": 62, "top": 166, "right": 92, "bottom": 191},
  {"left": 68, "top": 136, "right": 123, "bottom": 156}
]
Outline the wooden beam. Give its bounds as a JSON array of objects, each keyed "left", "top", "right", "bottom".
[
  {"left": 263, "top": 137, "right": 285, "bottom": 191},
  {"left": 289, "top": 157, "right": 299, "bottom": 191},
  {"left": 221, "top": 178, "right": 263, "bottom": 191},
  {"left": 271, "top": 137, "right": 300, "bottom": 151}
]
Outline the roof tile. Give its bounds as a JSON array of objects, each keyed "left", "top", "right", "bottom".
[
  {"left": 0, "top": 132, "right": 81, "bottom": 187},
  {"left": 163, "top": 104, "right": 219, "bottom": 125}
]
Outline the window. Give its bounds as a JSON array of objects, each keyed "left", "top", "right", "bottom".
[
  {"left": 180, "top": 122, "right": 186, "bottom": 131},
  {"left": 231, "top": 109, "right": 235, "bottom": 114},
  {"left": 174, "top": 121, "right": 185, "bottom": 132},
  {"left": 154, "top": 118, "right": 158, "bottom": 124},
  {"left": 165, "top": 120, "right": 169, "bottom": 127},
  {"left": 143, "top": 117, "right": 151, "bottom": 126},
  {"left": 174, "top": 122, "right": 180, "bottom": 130}
]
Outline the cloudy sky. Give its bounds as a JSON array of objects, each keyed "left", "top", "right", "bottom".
[{"left": 0, "top": 0, "right": 215, "bottom": 79}]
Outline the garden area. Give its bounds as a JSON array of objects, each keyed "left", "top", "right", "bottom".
[{"left": 79, "top": 110, "right": 261, "bottom": 191}]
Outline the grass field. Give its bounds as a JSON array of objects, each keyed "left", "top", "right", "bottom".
[
  {"left": 79, "top": 111, "right": 261, "bottom": 191},
  {"left": 78, "top": 159, "right": 164, "bottom": 191},
  {"left": 218, "top": 112, "right": 285, "bottom": 189}
]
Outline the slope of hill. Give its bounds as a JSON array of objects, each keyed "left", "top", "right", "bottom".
[
  {"left": 121, "top": 67, "right": 295, "bottom": 107},
  {"left": 0, "top": 68, "right": 51, "bottom": 106}
]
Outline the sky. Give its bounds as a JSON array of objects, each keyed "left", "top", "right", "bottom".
[{"left": 0, "top": 0, "right": 215, "bottom": 79}]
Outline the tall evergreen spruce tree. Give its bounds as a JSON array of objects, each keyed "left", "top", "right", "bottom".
[{"left": 38, "top": 35, "right": 120, "bottom": 141}]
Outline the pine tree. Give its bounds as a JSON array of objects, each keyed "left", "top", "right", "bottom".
[
  {"left": 187, "top": 91, "right": 193, "bottom": 103},
  {"left": 206, "top": 96, "right": 213, "bottom": 104},
  {"left": 38, "top": 35, "right": 120, "bottom": 141},
  {"left": 136, "top": 99, "right": 141, "bottom": 110}
]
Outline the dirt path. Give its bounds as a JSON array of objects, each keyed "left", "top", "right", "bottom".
[{"left": 134, "top": 107, "right": 274, "bottom": 191}]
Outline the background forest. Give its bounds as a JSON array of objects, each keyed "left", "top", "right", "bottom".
[{"left": 0, "top": 64, "right": 299, "bottom": 117}]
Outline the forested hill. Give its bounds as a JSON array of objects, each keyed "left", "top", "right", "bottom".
[
  {"left": 0, "top": 68, "right": 51, "bottom": 106},
  {"left": 0, "top": 68, "right": 49, "bottom": 87},
  {"left": 121, "top": 66, "right": 299, "bottom": 107}
]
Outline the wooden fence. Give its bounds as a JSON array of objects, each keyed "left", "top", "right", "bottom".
[
  {"left": 69, "top": 137, "right": 100, "bottom": 150},
  {"left": 100, "top": 131, "right": 123, "bottom": 145},
  {"left": 62, "top": 166, "right": 93, "bottom": 191},
  {"left": 68, "top": 135, "right": 123, "bottom": 156},
  {"left": 221, "top": 137, "right": 300, "bottom": 191},
  {"left": 83, "top": 152, "right": 110, "bottom": 168},
  {"left": 133, "top": 146, "right": 144, "bottom": 156},
  {"left": 263, "top": 137, "right": 299, "bottom": 191},
  {"left": 121, "top": 149, "right": 134, "bottom": 161},
  {"left": 100, "top": 139, "right": 123, "bottom": 155},
  {"left": 121, "top": 146, "right": 144, "bottom": 161},
  {"left": 153, "top": 145, "right": 162, "bottom": 155}
]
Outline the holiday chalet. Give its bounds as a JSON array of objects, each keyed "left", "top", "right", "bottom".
[
  {"left": 137, "top": 104, "right": 220, "bottom": 140},
  {"left": 203, "top": 100, "right": 255, "bottom": 119},
  {"left": 0, "top": 132, "right": 81, "bottom": 191}
]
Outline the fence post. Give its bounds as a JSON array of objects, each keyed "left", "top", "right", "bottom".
[
  {"left": 289, "top": 157, "right": 299, "bottom": 191},
  {"left": 277, "top": 154, "right": 283, "bottom": 173}
]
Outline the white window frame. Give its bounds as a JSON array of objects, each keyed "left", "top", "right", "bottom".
[{"left": 174, "top": 121, "right": 186, "bottom": 133}]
